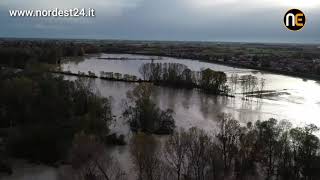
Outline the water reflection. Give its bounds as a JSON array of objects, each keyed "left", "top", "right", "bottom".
[
  {"left": 5, "top": 53, "right": 320, "bottom": 180},
  {"left": 82, "top": 79, "right": 267, "bottom": 134},
  {"left": 61, "top": 53, "right": 320, "bottom": 130}
]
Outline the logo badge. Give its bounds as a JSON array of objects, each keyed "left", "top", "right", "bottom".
[{"left": 284, "top": 9, "right": 306, "bottom": 31}]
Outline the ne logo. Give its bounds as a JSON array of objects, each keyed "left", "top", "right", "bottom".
[{"left": 284, "top": 9, "right": 306, "bottom": 31}]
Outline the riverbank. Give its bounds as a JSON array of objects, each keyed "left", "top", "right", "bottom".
[{"left": 101, "top": 51, "right": 320, "bottom": 81}]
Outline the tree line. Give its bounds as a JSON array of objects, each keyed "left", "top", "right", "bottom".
[
  {"left": 139, "top": 62, "right": 229, "bottom": 95},
  {"left": 62, "top": 113, "right": 320, "bottom": 180},
  {"left": 2, "top": 39, "right": 320, "bottom": 79},
  {"left": 60, "top": 62, "right": 229, "bottom": 95},
  {"left": 0, "top": 40, "right": 86, "bottom": 68},
  {"left": 127, "top": 115, "right": 320, "bottom": 180},
  {"left": 229, "top": 74, "right": 266, "bottom": 98}
]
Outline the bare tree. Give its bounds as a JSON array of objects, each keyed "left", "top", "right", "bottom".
[
  {"left": 139, "top": 63, "right": 151, "bottom": 80},
  {"left": 62, "top": 132, "right": 126, "bottom": 180},
  {"left": 163, "top": 129, "right": 189, "bottom": 180},
  {"left": 130, "top": 133, "right": 163, "bottom": 180},
  {"left": 185, "top": 128, "right": 212, "bottom": 180},
  {"left": 258, "top": 78, "right": 266, "bottom": 98},
  {"left": 216, "top": 113, "right": 241, "bottom": 175},
  {"left": 230, "top": 73, "right": 239, "bottom": 94}
]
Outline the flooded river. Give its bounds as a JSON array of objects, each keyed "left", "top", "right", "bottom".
[
  {"left": 4, "top": 53, "right": 320, "bottom": 180},
  {"left": 62, "top": 53, "right": 320, "bottom": 129}
]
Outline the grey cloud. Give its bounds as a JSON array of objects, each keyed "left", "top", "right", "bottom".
[{"left": 0, "top": 0, "right": 319, "bottom": 43}]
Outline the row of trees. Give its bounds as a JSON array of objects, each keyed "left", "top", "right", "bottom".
[
  {"left": 229, "top": 74, "right": 266, "bottom": 98},
  {"left": 58, "top": 70, "right": 139, "bottom": 82},
  {"left": 66, "top": 114, "right": 320, "bottom": 180},
  {"left": 139, "top": 63, "right": 228, "bottom": 94},
  {"left": 129, "top": 115, "right": 320, "bottom": 180},
  {"left": 100, "top": 71, "right": 138, "bottom": 81}
]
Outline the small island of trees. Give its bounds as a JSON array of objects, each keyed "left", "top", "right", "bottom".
[
  {"left": 123, "top": 83, "right": 175, "bottom": 134},
  {"left": 139, "top": 62, "right": 229, "bottom": 94}
]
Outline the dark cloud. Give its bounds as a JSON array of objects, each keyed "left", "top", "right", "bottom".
[{"left": 0, "top": 0, "right": 319, "bottom": 43}]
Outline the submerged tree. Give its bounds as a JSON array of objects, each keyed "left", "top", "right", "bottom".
[
  {"left": 240, "top": 75, "right": 258, "bottom": 96},
  {"left": 230, "top": 73, "right": 239, "bottom": 94},
  {"left": 123, "top": 83, "right": 175, "bottom": 134},
  {"left": 200, "top": 68, "right": 228, "bottom": 94},
  {"left": 139, "top": 63, "right": 228, "bottom": 93}
]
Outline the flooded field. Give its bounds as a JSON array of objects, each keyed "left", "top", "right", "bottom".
[
  {"left": 62, "top": 53, "right": 320, "bottom": 128},
  {"left": 4, "top": 53, "right": 320, "bottom": 180}
]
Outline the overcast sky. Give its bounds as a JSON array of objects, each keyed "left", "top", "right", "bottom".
[{"left": 0, "top": 0, "right": 319, "bottom": 43}]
